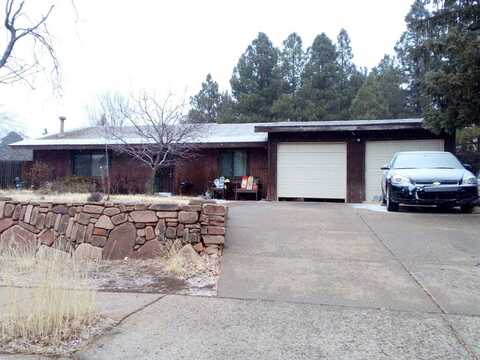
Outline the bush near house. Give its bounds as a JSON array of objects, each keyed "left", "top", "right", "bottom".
[
  {"left": 28, "top": 162, "right": 52, "bottom": 189},
  {"left": 45, "top": 176, "right": 97, "bottom": 194}
]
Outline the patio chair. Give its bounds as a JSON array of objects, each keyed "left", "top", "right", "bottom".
[
  {"left": 209, "top": 177, "right": 227, "bottom": 199},
  {"left": 234, "top": 176, "right": 261, "bottom": 200}
]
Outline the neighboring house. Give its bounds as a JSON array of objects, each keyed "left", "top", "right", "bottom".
[
  {"left": 0, "top": 132, "right": 33, "bottom": 189},
  {"left": 0, "top": 132, "right": 33, "bottom": 161},
  {"left": 10, "top": 119, "right": 453, "bottom": 202}
]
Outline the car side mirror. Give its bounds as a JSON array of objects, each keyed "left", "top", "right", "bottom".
[
  {"left": 380, "top": 164, "right": 390, "bottom": 170},
  {"left": 463, "top": 163, "right": 473, "bottom": 171}
]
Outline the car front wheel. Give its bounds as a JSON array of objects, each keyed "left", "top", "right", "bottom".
[
  {"left": 460, "top": 205, "right": 475, "bottom": 214},
  {"left": 386, "top": 186, "right": 399, "bottom": 212}
]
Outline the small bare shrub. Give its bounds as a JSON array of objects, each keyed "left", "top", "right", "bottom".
[
  {"left": 0, "top": 244, "right": 98, "bottom": 349},
  {"left": 29, "top": 162, "right": 53, "bottom": 189},
  {"left": 46, "top": 176, "right": 97, "bottom": 194},
  {"left": 110, "top": 166, "right": 145, "bottom": 194},
  {"left": 165, "top": 243, "right": 206, "bottom": 277},
  {"left": 87, "top": 192, "right": 103, "bottom": 202}
]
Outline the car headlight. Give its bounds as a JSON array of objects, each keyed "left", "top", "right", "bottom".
[
  {"left": 391, "top": 174, "right": 411, "bottom": 186},
  {"left": 462, "top": 173, "right": 478, "bottom": 185}
]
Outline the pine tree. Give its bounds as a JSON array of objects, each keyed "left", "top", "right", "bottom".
[
  {"left": 350, "top": 55, "right": 408, "bottom": 120},
  {"left": 271, "top": 33, "right": 306, "bottom": 121},
  {"left": 335, "top": 29, "right": 365, "bottom": 119},
  {"left": 395, "top": 0, "right": 433, "bottom": 115},
  {"left": 278, "top": 33, "right": 306, "bottom": 94},
  {"left": 297, "top": 33, "right": 339, "bottom": 121},
  {"left": 230, "top": 32, "right": 282, "bottom": 122},
  {"left": 375, "top": 55, "right": 409, "bottom": 118},
  {"left": 419, "top": 0, "right": 480, "bottom": 133},
  {"left": 216, "top": 92, "right": 237, "bottom": 123},
  {"left": 188, "top": 74, "right": 222, "bottom": 123},
  {"left": 350, "top": 74, "right": 390, "bottom": 120}
]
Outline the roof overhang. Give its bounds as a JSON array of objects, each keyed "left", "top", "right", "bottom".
[
  {"left": 9, "top": 141, "right": 267, "bottom": 150},
  {"left": 254, "top": 119, "right": 425, "bottom": 133}
]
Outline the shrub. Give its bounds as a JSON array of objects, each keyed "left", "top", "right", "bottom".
[
  {"left": 165, "top": 242, "right": 206, "bottom": 277},
  {"left": 43, "top": 176, "right": 97, "bottom": 194},
  {"left": 29, "top": 162, "right": 53, "bottom": 189},
  {"left": 110, "top": 167, "right": 145, "bottom": 194},
  {"left": 87, "top": 192, "right": 103, "bottom": 202},
  {"left": 20, "top": 162, "right": 33, "bottom": 188}
]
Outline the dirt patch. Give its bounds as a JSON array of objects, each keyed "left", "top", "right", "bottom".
[
  {"left": 0, "top": 254, "right": 220, "bottom": 296},
  {"left": 88, "top": 255, "right": 220, "bottom": 295}
]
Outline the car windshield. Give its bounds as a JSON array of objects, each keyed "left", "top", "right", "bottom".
[{"left": 392, "top": 152, "right": 463, "bottom": 170}]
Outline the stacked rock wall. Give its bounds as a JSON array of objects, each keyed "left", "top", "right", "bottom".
[{"left": 0, "top": 200, "right": 227, "bottom": 259}]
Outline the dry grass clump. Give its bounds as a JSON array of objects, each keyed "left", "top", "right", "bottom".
[
  {"left": 165, "top": 242, "right": 207, "bottom": 278},
  {"left": 0, "top": 243, "right": 98, "bottom": 351}
]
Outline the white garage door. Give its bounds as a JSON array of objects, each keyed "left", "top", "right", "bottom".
[
  {"left": 277, "top": 142, "right": 347, "bottom": 200},
  {"left": 365, "top": 139, "right": 445, "bottom": 201}
]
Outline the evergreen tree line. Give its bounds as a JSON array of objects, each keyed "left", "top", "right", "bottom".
[{"left": 189, "top": 0, "right": 480, "bottom": 135}]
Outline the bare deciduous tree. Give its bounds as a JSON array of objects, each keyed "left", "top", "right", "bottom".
[
  {"left": 91, "top": 92, "right": 203, "bottom": 194},
  {"left": 0, "top": 0, "right": 59, "bottom": 86}
]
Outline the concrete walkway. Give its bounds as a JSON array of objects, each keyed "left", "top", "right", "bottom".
[{"left": 2, "top": 202, "right": 480, "bottom": 359}]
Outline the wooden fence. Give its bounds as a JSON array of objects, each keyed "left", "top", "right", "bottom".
[{"left": 0, "top": 161, "right": 23, "bottom": 189}]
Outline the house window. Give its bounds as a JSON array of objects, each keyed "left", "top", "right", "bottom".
[
  {"left": 73, "top": 152, "right": 108, "bottom": 177},
  {"left": 219, "top": 150, "right": 247, "bottom": 177}
]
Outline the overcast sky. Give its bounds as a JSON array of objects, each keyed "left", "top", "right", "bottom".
[{"left": 0, "top": 0, "right": 413, "bottom": 137}]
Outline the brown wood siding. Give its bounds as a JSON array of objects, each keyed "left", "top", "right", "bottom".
[
  {"left": 109, "top": 152, "right": 154, "bottom": 194},
  {"left": 33, "top": 150, "right": 71, "bottom": 179},
  {"left": 175, "top": 149, "right": 218, "bottom": 195},
  {"left": 247, "top": 147, "right": 268, "bottom": 199},
  {"left": 347, "top": 140, "right": 365, "bottom": 203},
  {"left": 267, "top": 139, "right": 278, "bottom": 201}
]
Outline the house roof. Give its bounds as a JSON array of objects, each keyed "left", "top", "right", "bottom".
[
  {"left": 10, "top": 123, "right": 269, "bottom": 149},
  {"left": 10, "top": 119, "right": 425, "bottom": 149}
]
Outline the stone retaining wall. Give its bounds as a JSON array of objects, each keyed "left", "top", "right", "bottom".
[{"left": 0, "top": 200, "right": 227, "bottom": 260}]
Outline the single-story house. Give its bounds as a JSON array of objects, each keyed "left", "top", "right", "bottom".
[{"left": 11, "top": 118, "right": 454, "bottom": 202}]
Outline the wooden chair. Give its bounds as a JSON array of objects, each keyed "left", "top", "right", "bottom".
[{"left": 234, "top": 176, "right": 261, "bottom": 200}]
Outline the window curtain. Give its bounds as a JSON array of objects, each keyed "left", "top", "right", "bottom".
[
  {"left": 219, "top": 152, "right": 234, "bottom": 177},
  {"left": 233, "top": 150, "right": 247, "bottom": 176}
]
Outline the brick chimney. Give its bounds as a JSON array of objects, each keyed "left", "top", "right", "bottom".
[{"left": 59, "top": 116, "right": 66, "bottom": 136}]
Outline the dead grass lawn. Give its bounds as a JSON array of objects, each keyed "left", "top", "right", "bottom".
[{"left": 0, "top": 190, "right": 200, "bottom": 204}]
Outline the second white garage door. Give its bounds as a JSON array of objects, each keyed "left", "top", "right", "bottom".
[
  {"left": 277, "top": 142, "right": 347, "bottom": 200},
  {"left": 365, "top": 139, "right": 445, "bottom": 201}
]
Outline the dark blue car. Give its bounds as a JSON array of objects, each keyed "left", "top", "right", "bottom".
[{"left": 381, "top": 151, "right": 479, "bottom": 213}]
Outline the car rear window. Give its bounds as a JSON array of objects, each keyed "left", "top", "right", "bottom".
[{"left": 392, "top": 152, "right": 463, "bottom": 169}]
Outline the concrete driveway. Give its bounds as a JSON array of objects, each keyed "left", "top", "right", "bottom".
[
  {"left": 216, "top": 202, "right": 480, "bottom": 358},
  {"left": 29, "top": 202, "right": 480, "bottom": 360},
  {"left": 219, "top": 202, "right": 480, "bottom": 314}
]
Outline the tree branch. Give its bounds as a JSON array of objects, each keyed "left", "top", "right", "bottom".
[{"left": 0, "top": 0, "right": 59, "bottom": 86}]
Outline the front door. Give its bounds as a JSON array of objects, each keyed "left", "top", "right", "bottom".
[{"left": 154, "top": 166, "right": 174, "bottom": 193}]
